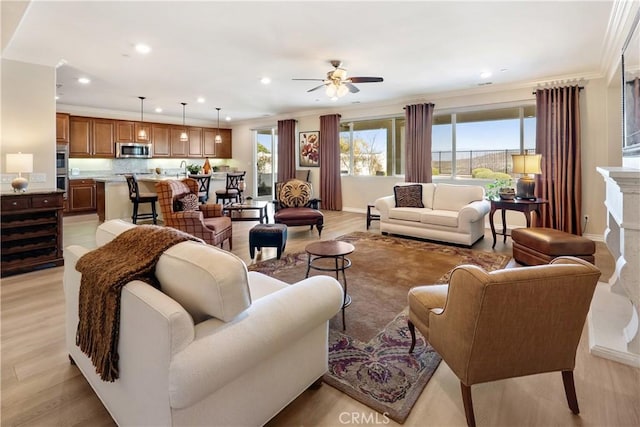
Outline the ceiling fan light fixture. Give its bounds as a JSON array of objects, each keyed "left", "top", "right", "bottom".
[
  {"left": 180, "top": 102, "right": 189, "bottom": 142},
  {"left": 326, "top": 84, "right": 337, "bottom": 98},
  {"left": 215, "top": 107, "right": 222, "bottom": 144},
  {"left": 137, "top": 96, "right": 148, "bottom": 140},
  {"left": 337, "top": 83, "right": 349, "bottom": 97}
]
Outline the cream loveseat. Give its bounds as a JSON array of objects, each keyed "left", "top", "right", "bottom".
[
  {"left": 64, "top": 219, "right": 343, "bottom": 426},
  {"left": 375, "top": 183, "right": 490, "bottom": 246}
]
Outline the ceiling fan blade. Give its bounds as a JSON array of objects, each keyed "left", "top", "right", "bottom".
[
  {"left": 292, "top": 78, "right": 325, "bottom": 81},
  {"left": 349, "top": 77, "right": 384, "bottom": 83},
  {"left": 307, "top": 83, "right": 328, "bottom": 93},
  {"left": 345, "top": 82, "right": 360, "bottom": 93}
]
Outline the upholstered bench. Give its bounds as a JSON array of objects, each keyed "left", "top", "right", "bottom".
[
  {"left": 249, "top": 223, "right": 288, "bottom": 260},
  {"left": 511, "top": 227, "right": 595, "bottom": 265}
]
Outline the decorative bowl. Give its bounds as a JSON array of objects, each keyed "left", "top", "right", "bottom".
[{"left": 498, "top": 188, "right": 516, "bottom": 200}]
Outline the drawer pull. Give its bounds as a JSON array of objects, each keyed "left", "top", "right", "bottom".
[
  {"left": 43, "top": 199, "right": 49, "bottom": 203},
  {"left": 12, "top": 201, "right": 17, "bottom": 206}
]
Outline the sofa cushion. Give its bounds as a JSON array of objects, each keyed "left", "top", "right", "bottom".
[
  {"left": 394, "top": 184, "right": 424, "bottom": 208},
  {"left": 421, "top": 209, "right": 459, "bottom": 227},
  {"left": 155, "top": 241, "right": 252, "bottom": 323},
  {"left": 433, "top": 184, "right": 484, "bottom": 211},
  {"left": 388, "top": 207, "right": 424, "bottom": 222}
]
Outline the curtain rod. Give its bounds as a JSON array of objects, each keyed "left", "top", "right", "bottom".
[{"left": 531, "top": 86, "right": 584, "bottom": 95}]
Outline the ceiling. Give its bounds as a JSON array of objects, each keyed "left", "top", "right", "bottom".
[{"left": 2, "top": 1, "right": 616, "bottom": 124}]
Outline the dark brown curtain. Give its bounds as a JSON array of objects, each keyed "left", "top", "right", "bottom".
[
  {"left": 277, "top": 119, "right": 296, "bottom": 182},
  {"left": 319, "top": 114, "right": 342, "bottom": 211},
  {"left": 404, "top": 103, "right": 435, "bottom": 183},
  {"left": 535, "top": 86, "right": 582, "bottom": 234}
]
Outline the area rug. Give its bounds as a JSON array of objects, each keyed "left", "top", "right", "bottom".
[{"left": 248, "top": 232, "right": 510, "bottom": 423}]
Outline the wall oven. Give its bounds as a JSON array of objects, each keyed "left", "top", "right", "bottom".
[{"left": 56, "top": 144, "right": 68, "bottom": 198}]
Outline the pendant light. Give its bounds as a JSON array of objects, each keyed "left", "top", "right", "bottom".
[
  {"left": 137, "top": 96, "right": 148, "bottom": 140},
  {"left": 215, "top": 107, "right": 222, "bottom": 144},
  {"left": 180, "top": 102, "right": 188, "bottom": 142}
]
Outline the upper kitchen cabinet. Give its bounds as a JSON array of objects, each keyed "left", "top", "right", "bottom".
[
  {"left": 115, "top": 121, "right": 151, "bottom": 143},
  {"left": 69, "top": 117, "right": 115, "bottom": 158},
  {"left": 188, "top": 127, "right": 203, "bottom": 157},
  {"left": 170, "top": 127, "right": 189, "bottom": 157},
  {"left": 56, "top": 113, "right": 69, "bottom": 143},
  {"left": 151, "top": 124, "right": 170, "bottom": 157},
  {"left": 204, "top": 128, "right": 232, "bottom": 158}
]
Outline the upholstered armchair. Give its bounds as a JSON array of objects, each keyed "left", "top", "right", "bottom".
[
  {"left": 273, "top": 179, "right": 323, "bottom": 237},
  {"left": 407, "top": 257, "right": 601, "bottom": 427},
  {"left": 155, "top": 179, "right": 232, "bottom": 249}
]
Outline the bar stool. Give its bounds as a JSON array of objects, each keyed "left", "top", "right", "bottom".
[
  {"left": 188, "top": 173, "right": 212, "bottom": 203},
  {"left": 215, "top": 172, "right": 245, "bottom": 205},
  {"left": 125, "top": 175, "right": 158, "bottom": 224}
]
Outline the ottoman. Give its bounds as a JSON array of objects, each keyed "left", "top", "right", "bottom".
[
  {"left": 511, "top": 227, "right": 595, "bottom": 265},
  {"left": 249, "top": 223, "right": 287, "bottom": 260}
]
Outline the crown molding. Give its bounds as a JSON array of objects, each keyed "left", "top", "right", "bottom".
[{"left": 601, "top": 0, "right": 640, "bottom": 84}]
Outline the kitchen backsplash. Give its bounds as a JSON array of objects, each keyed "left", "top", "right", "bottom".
[{"left": 68, "top": 158, "right": 239, "bottom": 175}]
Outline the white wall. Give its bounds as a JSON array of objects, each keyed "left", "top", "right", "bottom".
[{"left": 1, "top": 59, "right": 56, "bottom": 191}]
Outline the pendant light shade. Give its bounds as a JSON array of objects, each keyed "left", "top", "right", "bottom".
[
  {"left": 215, "top": 107, "right": 222, "bottom": 144},
  {"left": 180, "top": 102, "right": 188, "bottom": 142},
  {"left": 137, "top": 96, "right": 148, "bottom": 140}
]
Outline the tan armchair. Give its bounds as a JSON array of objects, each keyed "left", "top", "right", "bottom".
[
  {"left": 155, "top": 179, "right": 232, "bottom": 249},
  {"left": 407, "top": 256, "right": 601, "bottom": 427},
  {"left": 273, "top": 179, "right": 323, "bottom": 237}
]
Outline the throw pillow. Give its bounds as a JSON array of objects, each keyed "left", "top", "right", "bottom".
[
  {"left": 178, "top": 193, "right": 200, "bottom": 212},
  {"left": 279, "top": 179, "right": 312, "bottom": 208},
  {"left": 394, "top": 184, "right": 424, "bottom": 208}
]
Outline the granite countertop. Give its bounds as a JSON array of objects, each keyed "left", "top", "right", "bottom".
[{"left": 72, "top": 172, "right": 228, "bottom": 183}]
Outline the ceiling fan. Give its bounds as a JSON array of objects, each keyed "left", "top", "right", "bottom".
[{"left": 293, "top": 60, "right": 383, "bottom": 98}]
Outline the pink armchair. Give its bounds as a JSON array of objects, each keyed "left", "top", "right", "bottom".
[{"left": 155, "top": 179, "right": 232, "bottom": 249}]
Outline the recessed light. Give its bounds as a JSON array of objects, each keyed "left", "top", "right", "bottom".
[
  {"left": 155, "top": 107, "right": 163, "bottom": 113},
  {"left": 225, "top": 116, "right": 231, "bottom": 121},
  {"left": 197, "top": 97, "right": 205, "bottom": 103},
  {"left": 135, "top": 43, "right": 151, "bottom": 54},
  {"left": 78, "top": 77, "right": 91, "bottom": 84},
  {"left": 55, "top": 95, "right": 60, "bottom": 100},
  {"left": 260, "top": 77, "right": 271, "bottom": 85},
  {"left": 480, "top": 71, "right": 492, "bottom": 79}
]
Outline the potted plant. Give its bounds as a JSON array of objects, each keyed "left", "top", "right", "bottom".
[
  {"left": 186, "top": 164, "right": 201, "bottom": 174},
  {"left": 485, "top": 177, "right": 514, "bottom": 200}
]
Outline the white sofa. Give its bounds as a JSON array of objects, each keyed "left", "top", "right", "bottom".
[
  {"left": 375, "top": 183, "right": 490, "bottom": 246},
  {"left": 63, "top": 219, "right": 343, "bottom": 426}
]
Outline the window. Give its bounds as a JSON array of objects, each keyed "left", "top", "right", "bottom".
[
  {"left": 433, "top": 105, "right": 535, "bottom": 179},
  {"left": 255, "top": 128, "right": 276, "bottom": 198},
  {"left": 340, "top": 105, "right": 535, "bottom": 179}
]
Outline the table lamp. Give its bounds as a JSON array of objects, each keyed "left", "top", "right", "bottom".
[
  {"left": 511, "top": 151, "right": 541, "bottom": 200},
  {"left": 6, "top": 153, "right": 33, "bottom": 192}
]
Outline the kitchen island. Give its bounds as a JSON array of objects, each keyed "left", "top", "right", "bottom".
[{"left": 94, "top": 174, "right": 227, "bottom": 223}]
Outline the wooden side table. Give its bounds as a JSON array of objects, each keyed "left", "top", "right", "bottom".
[
  {"left": 305, "top": 240, "right": 355, "bottom": 330},
  {"left": 366, "top": 203, "right": 380, "bottom": 229},
  {"left": 489, "top": 198, "right": 548, "bottom": 248}
]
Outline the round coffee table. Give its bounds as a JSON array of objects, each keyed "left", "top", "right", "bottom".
[{"left": 304, "top": 240, "right": 355, "bottom": 330}]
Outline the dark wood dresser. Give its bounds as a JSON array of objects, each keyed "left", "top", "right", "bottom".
[{"left": 1, "top": 190, "right": 65, "bottom": 277}]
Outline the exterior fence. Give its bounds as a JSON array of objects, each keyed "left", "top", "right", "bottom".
[{"left": 432, "top": 149, "right": 521, "bottom": 176}]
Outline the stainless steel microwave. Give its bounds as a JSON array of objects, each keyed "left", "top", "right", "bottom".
[{"left": 116, "top": 142, "right": 153, "bottom": 158}]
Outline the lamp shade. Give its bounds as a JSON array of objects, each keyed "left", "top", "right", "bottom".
[
  {"left": 511, "top": 153, "right": 542, "bottom": 174},
  {"left": 6, "top": 153, "right": 33, "bottom": 173}
]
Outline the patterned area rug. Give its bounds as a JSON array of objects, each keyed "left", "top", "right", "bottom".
[{"left": 248, "top": 232, "right": 511, "bottom": 423}]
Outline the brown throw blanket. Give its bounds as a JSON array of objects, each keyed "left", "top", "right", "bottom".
[{"left": 75, "top": 225, "right": 202, "bottom": 382}]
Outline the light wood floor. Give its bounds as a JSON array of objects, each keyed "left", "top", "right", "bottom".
[{"left": 2, "top": 211, "right": 638, "bottom": 427}]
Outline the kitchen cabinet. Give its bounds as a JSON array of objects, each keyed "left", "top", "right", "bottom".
[
  {"left": 1, "top": 190, "right": 64, "bottom": 277},
  {"left": 152, "top": 124, "right": 170, "bottom": 157},
  {"left": 204, "top": 128, "right": 232, "bottom": 158},
  {"left": 56, "top": 113, "right": 69, "bottom": 143},
  {"left": 188, "top": 127, "right": 203, "bottom": 157},
  {"left": 116, "top": 120, "right": 151, "bottom": 143},
  {"left": 68, "top": 179, "right": 97, "bottom": 213},
  {"left": 69, "top": 117, "right": 115, "bottom": 158},
  {"left": 170, "top": 127, "right": 189, "bottom": 157}
]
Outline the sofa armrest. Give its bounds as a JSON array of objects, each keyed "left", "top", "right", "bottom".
[
  {"left": 375, "top": 195, "right": 395, "bottom": 219},
  {"left": 200, "top": 203, "right": 223, "bottom": 218},
  {"left": 168, "top": 274, "right": 343, "bottom": 409},
  {"left": 458, "top": 200, "right": 491, "bottom": 223}
]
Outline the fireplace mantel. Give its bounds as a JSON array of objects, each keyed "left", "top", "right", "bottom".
[{"left": 589, "top": 167, "right": 640, "bottom": 367}]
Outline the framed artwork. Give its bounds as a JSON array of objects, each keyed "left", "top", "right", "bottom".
[{"left": 299, "top": 131, "right": 320, "bottom": 167}]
